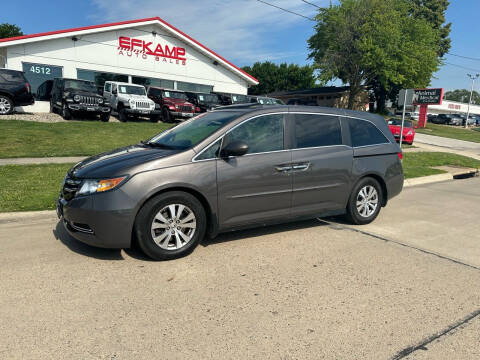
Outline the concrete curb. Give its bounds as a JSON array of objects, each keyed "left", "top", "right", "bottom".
[
  {"left": 0, "top": 210, "right": 57, "bottom": 224},
  {"left": 404, "top": 173, "right": 453, "bottom": 188},
  {"left": 0, "top": 157, "right": 85, "bottom": 165}
]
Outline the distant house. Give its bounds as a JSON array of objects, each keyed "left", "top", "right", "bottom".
[{"left": 267, "top": 86, "right": 369, "bottom": 111}]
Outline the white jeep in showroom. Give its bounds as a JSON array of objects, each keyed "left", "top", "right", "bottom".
[{"left": 104, "top": 81, "right": 161, "bottom": 122}]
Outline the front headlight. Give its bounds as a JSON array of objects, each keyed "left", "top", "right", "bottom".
[
  {"left": 129, "top": 99, "right": 136, "bottom": 107},
  {"left": 73, "top": 95, "right": 81, "bottom": 102},
  {"left": 77, "top": 177, "right": 126, "bottom": 196},
  {"left": 98, "top": 98, "right": 104, "bottom": 104},
  {"left": 407, "top": 130, "right": 413, "bottom": 135}
]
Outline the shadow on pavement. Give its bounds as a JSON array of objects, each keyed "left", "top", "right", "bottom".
[
  {"left": 53, "top": 221, "right": 124, "bottom": 260},
  {"left": 203, "top": 219, "right": 328, "bottom": 247}
]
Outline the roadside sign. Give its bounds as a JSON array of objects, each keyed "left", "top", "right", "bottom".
[
  {"left": 413, "top": 88, "right": 443, "bottom": 105},
  {"left": 398, "top": 89, "right": 414, "bottom": 106}
]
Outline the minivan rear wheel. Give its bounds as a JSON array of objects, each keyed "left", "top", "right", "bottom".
[
  {"left": 134, "top": 191, "right": 206, "bottom": 260},
  {"left": 0, "top": 95, "right": 13, "bottom": 115},
  {"left": 345, "top": 177, "right": 382, "bottom": 225}
]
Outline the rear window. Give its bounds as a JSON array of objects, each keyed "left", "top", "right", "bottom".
[
  {"left": 294, "top": 114, "right": 342, "bottom": 149},
  {"left": 348, "top": 118, "right": 389, "bottom": 147},
  {"left": 0, "top": 70, "right": 25, "bottom": 82}
]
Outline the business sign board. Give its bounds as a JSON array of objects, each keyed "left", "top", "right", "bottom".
[
  {"left": 117, "top": 36, "right": 187, "bottom": 65},
  {"left": 413, "top": 88, "right": 443, "bottom": 105}
]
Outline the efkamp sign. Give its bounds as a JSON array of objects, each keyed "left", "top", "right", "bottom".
[{"left": 413, "top": 88, "right": 444, "bottom": 105}]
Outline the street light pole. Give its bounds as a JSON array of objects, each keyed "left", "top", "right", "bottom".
[{"left": 465, "top": 73, "right": 479, "bottom": 129}]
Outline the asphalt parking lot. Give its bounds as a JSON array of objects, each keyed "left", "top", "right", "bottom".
[{"left": 0, "top": 177, "right": 479, "bottom": 359}]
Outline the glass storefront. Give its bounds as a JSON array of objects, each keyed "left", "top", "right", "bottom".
[
  {"left": 131, "top": 76, "right": 174, "bottom": 90},
  {"left": 177, "top": 81, "right": 213, "bottom": 93},
  {"left": 22, "top": 62, "right": 63, "bottom": 94},
  {"left": 77, "top": 69, "right": 128, "bottom": 88}
]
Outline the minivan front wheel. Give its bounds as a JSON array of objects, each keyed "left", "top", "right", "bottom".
[
  {"left": 134, "top": 191, "right": 206, "bottom": 260},
  {"left": 346, "top": 177, "right": 382, "bottom": 225}
]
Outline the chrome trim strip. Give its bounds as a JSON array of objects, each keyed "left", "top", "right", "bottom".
[
  {"left": 228, "top": 188, "right": 292, "bottom": 199},
  {"left": 292, "top": 183, "right": 343, "bottom": 192}
]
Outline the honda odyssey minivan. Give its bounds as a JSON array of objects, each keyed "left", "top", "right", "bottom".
[{"left": 57, "top": 105, "right": 404, "bottom": 260}]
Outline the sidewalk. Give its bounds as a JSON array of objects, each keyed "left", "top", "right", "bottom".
[
  {"left": 0, "top": 156, "right": 86, "bottom": 165},
  {"left": 414, "top": 133, "right": 480, "bottom": 160}
]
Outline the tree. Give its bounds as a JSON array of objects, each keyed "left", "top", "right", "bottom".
[
  {"left": 241, "top": 62, "right": 316, "bottom": 95},
  {"left": 409, "top": 0, "right": 451, "bottom": 57},
  {"left": 308, "top": 0, "right": 441, "bottom": 109},
  {"left": 0, "top": 23, "right": 23, "bottom": 39},
  {"left": 444, "top": 89, "right": 480, "bottom": 105}
]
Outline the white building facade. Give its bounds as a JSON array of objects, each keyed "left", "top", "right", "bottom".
[
  {"left": 0, "top": 17, "right": 258, "bottom": 112},
  {"left": 428, "top": 99, "right": 480, "bottom": 116}
]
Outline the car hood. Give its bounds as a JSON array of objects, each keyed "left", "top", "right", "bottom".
[
  {"left": 70, "top": 144, "right": 180, "bottom": 179},
  {"left": 164, "top": 98, "right": 192, "bottom": 105}
]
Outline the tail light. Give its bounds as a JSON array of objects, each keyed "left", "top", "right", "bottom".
[
  {"left": 26, "top": 82, "right": 31, "bottom": 93},
  {"left": 397, "top": 152, "right": 403, "bottom": 160}
]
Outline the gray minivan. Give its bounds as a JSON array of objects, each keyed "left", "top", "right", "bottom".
[{"left": 57, "top": 105, "right": 404, "bottom": 260}]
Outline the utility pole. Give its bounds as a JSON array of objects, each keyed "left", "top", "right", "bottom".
[{"left": 465, "top": 74, "right": 479, "bottom": 129}]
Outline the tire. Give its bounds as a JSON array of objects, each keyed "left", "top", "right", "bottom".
[
  {"left": 162, "top": 108, "right": 172, "bottom": 123},
  {"left": 134, "top": 191, "right": 207, "bottom": 260},
  {"left": 50, "top": 100, "right": 55, "bottom": 114},
  {"left": 118, "top": 108, "right": 128, "bottom": 122},
  {"left": 100, "top": 113, "right": 110, "bottom": 122},
  {"left": 0, "top": 95, "right": 14, "bottom": 115},
  {"left": 62, "top": 102, "right": 72, "bottom": 120},
  {"left": 345, "top": 177, "right": 383, "bottom": 225},
  {"left": 150, "top": 114, "right": 160, "bottom": 123}
]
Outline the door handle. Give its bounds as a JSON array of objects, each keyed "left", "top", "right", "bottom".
[
  {"left": 275, "top": 165, "right": 292, "bottom": 173},
  {"left": 292, "top": 163, "right": 310, "bottom": 171}
]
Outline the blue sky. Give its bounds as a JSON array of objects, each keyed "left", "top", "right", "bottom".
[{"left": 4, "top": 0, "right": 479, "bottom": 91}]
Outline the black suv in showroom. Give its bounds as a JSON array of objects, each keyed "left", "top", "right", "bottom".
[
  {"left": 0, "top": 69, "right": 35, "bottom": 114},
  {"left": 49, "top": 78, "right": 111, "bottom": 121}
]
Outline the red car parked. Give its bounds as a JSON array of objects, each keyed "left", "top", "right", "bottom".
[{"left": 387, "top": 118, "right": 415, "bottom": 145}]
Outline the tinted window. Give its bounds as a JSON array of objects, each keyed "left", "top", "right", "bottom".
[
  {"left": 77, "top": 69, "right": 128, "bottom": 88},
  {"left": 177, "top": 81, "right": 213, "bottom": 93},
  {"left": 132, "top": 76, "right": 174, "bottom": 90},
  {"left": 294, "top": 114, "right": 342, "bottom": 149},
  {"left": 224, "top": 114, "right": 284, "bottom": 154},
  {"left": 104, "top": 83, "right": 112, "bottom": 92},
  {"left": 0, "top": 70, "right": 24, "bottom": 82},
  {"left": 348, "top": 118, "right": 389, "bottom": 147},
  {"left": 22, "top": 62, "right": 63, "bottom": 94},
  {"left": 196, "top": 139, "right": 222, "bottom": 160}
]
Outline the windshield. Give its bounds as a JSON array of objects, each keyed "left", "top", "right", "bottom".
[
  {"left": 257, "top": 97, "right": 276, "bottom": 105},
  {"left": 118, "top": 85, "right": 146, "bottom": 95},
  {"left": 388, "top": 119, "right": 413, "bottom": 127},
  {"left": 197, "top": 93, "right": 219, "bottom": 104},
  {"left": 163, "top": 90, "right": 187, "bottom": 100},
  {"left": 64, "top": 80, "right": 98, "bottom": 93},
  {"left": 148, "top": 111, "right": 239, "bottom": 150},
  {"left": 231, "top": 95, "right": 249, "bottom": 104}
]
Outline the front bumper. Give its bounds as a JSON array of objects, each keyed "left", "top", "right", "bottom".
[
  {"left": 125, "top": 108, "right": 161, "bottom": 116},
  {"left": 68, "top": 103, "right": 111, "bottom": 113},
  {"left": 171, "top": 111, "right": 194, "bottom": 119},
  {"left": 56, "top": 192, "right": 135, "bottom": 249}
]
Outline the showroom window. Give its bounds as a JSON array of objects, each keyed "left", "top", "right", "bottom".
[
  {"left": 77, "top": 69, "right": 128, "bottom": 88},
  {"left": 293, "top": 114, "right": 342, "bottom": 149},
  {"left": 22, "top": 62, "right": 63, "bottom": 95},
  {"left": 177, "top": 81, "right": 213, "bottom": 93},
  {"left": 224, "top": 114, "right": 284, "bottom": 155},
  {"left": 347, "top": 118, "right": 389, "bottom": 147},
  {"left": 132, "top": 76, "right": 174, "bottom": 90}
]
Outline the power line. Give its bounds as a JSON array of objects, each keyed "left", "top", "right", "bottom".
[
  {"left": 301, "top": 0, "right": 321, "bottom": 9},
  {"left": 255, "top": 0, "right": 316, "bottom": 21},
  {"left": 442, "top": 61, "right": 480, "bottom": 73},
  {"left": 447, "top": 52, "right": 480, "bottom": 62}
]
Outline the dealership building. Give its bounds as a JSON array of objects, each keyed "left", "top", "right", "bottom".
[{"left": 0, "top": 17, "right": 258, "bottom": 112}]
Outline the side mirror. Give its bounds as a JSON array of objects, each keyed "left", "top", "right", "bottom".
[{"left": 220, "top": 140, "right": 249, "bottom": 158}]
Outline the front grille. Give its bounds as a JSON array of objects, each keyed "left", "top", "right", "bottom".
[
  {"left": 136, "top": 101, "right": 150, "bottom": 109},
  {"left": 79, "top": 96, "right": 100, "bottom": 106},
  {"left": 179, "top": 105, "right": 193, "bottom": 112},
  {"left": 62, "top": 176, "right": 82, "bottom": 201}
]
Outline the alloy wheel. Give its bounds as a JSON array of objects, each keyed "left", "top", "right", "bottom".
[
  {"left": 356, "top": 185, "right": 378, "bottom": 218},
  {"left": 0, "top": 97, "right": 11, "bottom": 114},
  {"left": 151, "top": 204, "right": 197, "bottom": 250}
]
